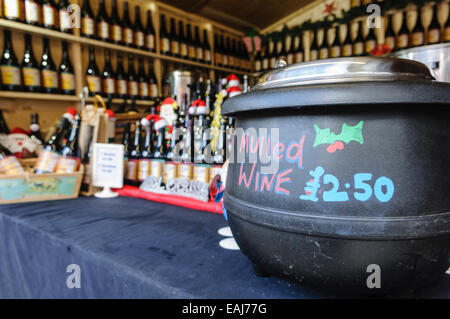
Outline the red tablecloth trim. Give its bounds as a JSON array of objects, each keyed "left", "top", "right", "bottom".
[{"left": 115, "top": 185, "right": 224, "bottom": 215}]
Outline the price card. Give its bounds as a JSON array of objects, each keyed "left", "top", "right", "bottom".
[{"left": 92, "top": 143, "right": 124, "bottom": 189}]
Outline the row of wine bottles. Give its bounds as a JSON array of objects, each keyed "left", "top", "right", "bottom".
[
  {"left": 0, "top": 29, "right": 75, "bottom": 93},
  {"left": 255, "top": 3, "right": 450, "bottom": 71},
  {"left": 85, "top": 47, "right": 158, "bottom": 99}
]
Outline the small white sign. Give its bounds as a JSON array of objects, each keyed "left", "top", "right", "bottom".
[{"left": 92, "top": 143, "right": 124, "bottom": 192}]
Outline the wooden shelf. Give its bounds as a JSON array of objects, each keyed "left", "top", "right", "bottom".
[
  {"left": 0, "top": 91, "right": 79, "bottom": 101},
  {"left": 86, "top": 97, "right": 155, "bottom": 106},
  {"left": 0, "top": 18, "right": 253, "bottom": 76}
]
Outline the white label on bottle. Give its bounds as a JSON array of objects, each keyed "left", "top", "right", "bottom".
[
  {"left": 255, "top": 60, "right": 261, "bottom": 71},
  {"left": 25, "top": 0, "right": 39, "bottom": 23},
  {"left": 124, "top": 28, "right": 133, "bottom": 44},
  {"left": 270, "top": 56, "right": 276, "bottom": 67},
  {"left": 99, "top": 21, "right": 109, "bottom": 39},
  {"left": 162, "top": 38, "right": 170, "bottom": 52},
  {"left": 204, "top": 50, "right": 211, "bottom": 62},
  {"left": 43, "top": 5, "right": 55, "bottom": 26},
  {"left": 196, "top": 47, "right": 203, "bottom": 61},
  {"left": 146, "top": 34, "right": 155, "bottom": 49},
  {"left": 150, "top": 160, "right": 162, "bottom": 177},
  {"left": 103, "top": 78, "right": 115, "bottom": 94},
  {"left": 353, "top": 42, "right": 364, "bottom": 55},
  {"left": 385, "top": 36, "right": 395, "bottom": 51},
  {"left": 331, "top": 46, "right": 341, "bottom": 58},
  {"left": 83, "top": 17, "right": 94, "bottom": 35},
  {"left": 343, "top": 44, "right": 352, "bottom": 57},
  {"left": 86, "top": 75, "right": 101, "bottom": 92},
  {"left": 60, "top": 9, "right": 71, "bottom": 30},
  {"left": 180, "top": 43, "right": 188, "bottom": 57},
  {"left": 42, "top": 70, "right": 58, "bottom": 88},
  {"left": 4, "top": 0, "right": 20, "bottom": 18},
  {"left": 117, "top": 79, "right": 127, "bottom": 94},
  {"left": 113, "top": 25, "right": 122, "bottom": 41},
  {"left": 149, "top": 83, "right": 158, "bottom": 97},
  {"left": 286, "top": 53, "right": 294, "bottom": 65},
  {"left": 397, "top": 34, "right": 408, "bottom": 48},
  {"left": 262, "top": 58, "right": 268, "bottom": 70},
  {"left": 135, "top": 31, "right": 144, "bottom": 47},
  {"left": 428, "top": 29, "right": 440, "bottom": 44},
  {"left": 139, "top": 82, "right": 148, "bottom": 97},
  {"left": 128, "top": 81, "right": 138, "bottom": 96},
  {"left": 365, "top": 40, "right": 376, "bottom": 54},
  {"left": 412, "top": 32, "right": 424, "bottom": 46}
]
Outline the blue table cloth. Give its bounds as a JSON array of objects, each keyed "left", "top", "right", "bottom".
[{"left": 0, "top": 196, "right": 448, "bottom": 298}]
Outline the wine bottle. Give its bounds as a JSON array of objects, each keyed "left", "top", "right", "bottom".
[
  {"left": 42, "top": 0, "right": 57, "bottom": 30},
  {"left": 55, "top": 114, "right": 81, "bottom": 173},
  {"left": 29, "top": 113, "right": 44, "bottom": 145},
  {"left": 59, "top": 0, "right": 73, "bottom": 33},
  {"left": 148, "top": 64, "right": 158, "bottom": 99},
  {"left": 160, "top": 14, "right": 171, "bottom": 55},
  {"left": 80, "top": 125, "right": 94, "bottom": 192},
  {"left": 24, "top": 0, "right": 41, "bottom": 26},
  {"left": 1, "top": 30, "right": 22, "bottom": 91},
  {"left": 41, "top": 37, "right": 59, "bottom": 94},
  {"left": 365, "top": 24, "right": 377, "bottom": 55},
  {"left": 126, "top": 120, "right": 141, "bottom": 182},
  {"left": 59, "top": 41, "right": 75, "bottom": 95},
  {"left": 226, "top": 37, "right": 233, "bottom": 68},
  {"left": 295, "top": 33, "right": 304, "bottom": 63},
  {"left": 0, "top": 110, "right": 10, "bottom": 134},
  {"left": 137, "top": 57, "right": 148, "bottom": 100},
  {"left": 353, "top": 20, "right": 364, "bottom": 56},
  {"left": 220, "top": 35, "right": 228, "bottom": 67},
  {"left": 177, "top": 20, "right": 187, "bottom": 59},
  {"left": 102, "top": 49, "right": 116, "bottom": 98},
  {"left": 203, "top": 29, "right": 211, "bottom": 64},
  {"left": 342, "top": 23, "right": 353, "bottom": 57},
  {"left": 145, "top": 10, "right": 156, "bottom": 52},
  {"left": 0, "top": 143, "right": 24, "bottom": 175},
  {"left": 254, "top": 42, "right": 262, "bottom": 71},
  {"left": 445, "top": 7, "right": 450, "bottom": 43},
  {"left": 286, "top": 35, "right": 295, "bottom": 65},
  {"left": 85, "top": 46, "right": 101, "bottom": 96},
  {"left": 186, "top": 24, "right": 196, "bottom": 61},
  {"left": 194, "top": 27, "right": 204, "bottom": 63},
  {"left": 138, "top": 119, "right": 154, "bottom": 181},
  {"left": 397, "top": 11, "right": 410, "bottom": 50},
  {"left": 385, "top": 14, "right": 396, "bottom": 52},
  {"left": 122, "top": 2, "right": 133, "bottom": 47},
  {"left": 169, "top": 17, "right": 179, "bottom": 57},
  {"left": 97, "top": 0, "right": 110, "bottom": 42},
  {"left": 309, "top": 30, "right": 319, "bottom": 61},
  {"left": 214, "top": 33, "right": 222, "bottom": 66},
  {"left": 411, "top": 6, "right": 425, "bottom": 47},
  {"left": 134, "top": 6, "right": 145, "bottom": 49},
  {"left": 427, "top": 3, "right": 441, "bottom": 45},
  {"left": 127, "top": 55, "right": 138, "bottom": 99},
  {"left": 122, "top": 122, "right": 131, "bottom": 160},
  {"left": 116, "top": 53, "right": 127, "bottom": 99},
  {"left": 153, "top": 120, "right": 167, "bottom": 160},
  {"left": 22, "top": 33, "right": 41, "bottom": 92},
  {"left": 3, "top": 0, "right": 22, "bottom": 21},
  {"left": 330, "top": 25, "right": 341, "bottom": 58},
  {"left": 111, "top": 0, "right": 123, "bottom": 44},
  {"left": 319, "top": 28, "right": 329, "bottom": 59},
  {"left": 81, "top": 0, "right": 95, "bottom": 38}
]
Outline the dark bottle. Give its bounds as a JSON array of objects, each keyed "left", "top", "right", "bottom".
[
  {"left": 29, "top": 113, "right": 44, "bottom": 145},
  {"left": 127, "top": 55, "right": 138, "bottom": 99},
  {"left": 342, "top": 23, "right": 353, "bottom": 57},
  {"left": 102, "top": 49, "right": 116, "bottom": 98},
  {"left": 232, "top": 39, "right": 239, "bottom": 69},
  {"left": 365, "top": 23, "right": 377, "bottom": 55},
  {"left": 148, "top": 64, "right": 158, "bottom": 99},
  {"left": 80, "top": 125, "right": 94, "bottom": 192},
  {"left": 385, "top": 14, "right": 396, "bottom": 51},
  {"left": 286, "top": 35, "right": 296, "bottom": 65},
  {"left": 226, "top": 37, "right": 233, "bottom": 68},
  {"left": 411, "top": 6, "right": 425, "bottom": 47},
  {"left": 59, "top": 41, "right": 76, "bottom": 95},
  {"left": 96, "top": 0, "right": 110, "bottom": 42},
  {"left": 295, "top": 33, "right": 304, "bottom": 63},
  {"left": 445, "top": 8, "right": 450, "bottom": 43},
  {"left": 56, "top": 114, "right": 81, "bottom": 173},
  {"left": 145, "top": 10, "right": 156, "bottom": 52},
  {"left": 194, "top": 26, "right": 203, "bottom": 62},
  {"left": 122, "top": 2, "right": 134, "bottom": 46},
  {"left": 160, "top": 14, "right": 171, "bottom": 55},
  {"left": 85, "top": 46, "right": 101, "bottom": 96},
  {"left": 309, "top": 30, "right": 319, "bottom": 61},
  {"left": 178, "top": 21, "right": 188, "bottom": 59},
  {"left": 203, "top": 29, "right": 212, "bottom": 64},
  {"left": 330, "top": 25, "right": 341, "bottom": 58},
  {"left": 1, "top": 30, "right": 22, "bottom": 91},
  {"left": 137, "top": 57, "right": 149, "bottom": 100},
  {"left": 42, "top": 0, "right": 57, "bottom": 30},
  {"left": 397, "top": 10, "right": 410, "bottom": 50},
  {"left": 2, "top": 0, "right": 22, "bottom": 21},
  {"left": 22, "top": 33, "right": 41, "bottom": 92},
  {"left": 319, "top": 28, "right": 329, "bottom": 59},
  {"left": 0, "top": 110, "right": 10, "bottom": 134},
  {"left": 213, "top": 117, "right": 227, "bottom": 165},
  {"left": 186, "top": 23, "right": 196, "bottom": 61},
  {"left": 141, "top": 120, "right": 154, "bottom": 159},
  {"left": 81, "top": 0, "right": 95, "bottom": 38},
  {"left": 59, "top": 0, "right": 72, "bottom": 33},
  {"left": 169, "top": 18, "right": 179, "bottom": 57},
  {"left": 153, "top": 122, "right": 167, "bottom": 160},
  {"left": 353, "top": 20, "right": 364, "bottom": 56},
  {"left": 129, "top": 120, "right": 142, "bottom": 160},
  {"left": 134, "top": 6, "right": 145, "bottom": 48},
  {"left": 110, "top": 0, "right": 123, "bottom": 44},
  {"left": 122, "top": 122, "right": 131, "bottom": 160},
  {"left": 214, "top": 34, "right": 222, "bottom": 66},
  {"left": 116, "top": 53, "right": 128, "bottom": 98},
  {"left": 42, "top": 114, "right": 72, "bottom": 153},
  {"left": 254, "top": 41, "right": 263, "bottom": 71},
  {"left": 41, "top": 37, "right": 59, "bottom": 94},
  {"left": 25, "top": 0, "right": 42, "bottom": 26},
  {"left": 220, "top": 35, "right": 228, "bottom": 67},
  {"left": 262, "top": 40, "right": 270, "bottom": 70},
  {"left": 427, "top": 4, "right": 441, "bottom": 45}
]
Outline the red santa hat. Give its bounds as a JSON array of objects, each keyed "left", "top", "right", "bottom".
[
  {"left": 141, "top": 114, "right": 157, "bottom": 127},
  {"left": 106, "top": 109, "right": 115, "bottom": 118},
  {"left": 64, "top": 106, "right": 77, "bottom": 122},
  {"left": 226, "top": 86, "right": 242, "bottom": 98},
  {"left": 161, "top": 97, "right": 177, "bottom": 109},
  {"left": 226, "top": 74, "right": 240, "bottom": 87},
  {"left": 189, "top": 99, "right": 209, "bottom": 115}
]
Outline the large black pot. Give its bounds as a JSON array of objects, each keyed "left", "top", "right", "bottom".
[{"left": 222, "top": 57, "right": 450, "bottom": 295}]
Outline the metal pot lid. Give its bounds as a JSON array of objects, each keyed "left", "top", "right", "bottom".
[
  {"left": 252, "top": 57, "right": 434, "bottom": 90},
  {"left": 222, "top": 57, "right": 450, "bottom": 116}
]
